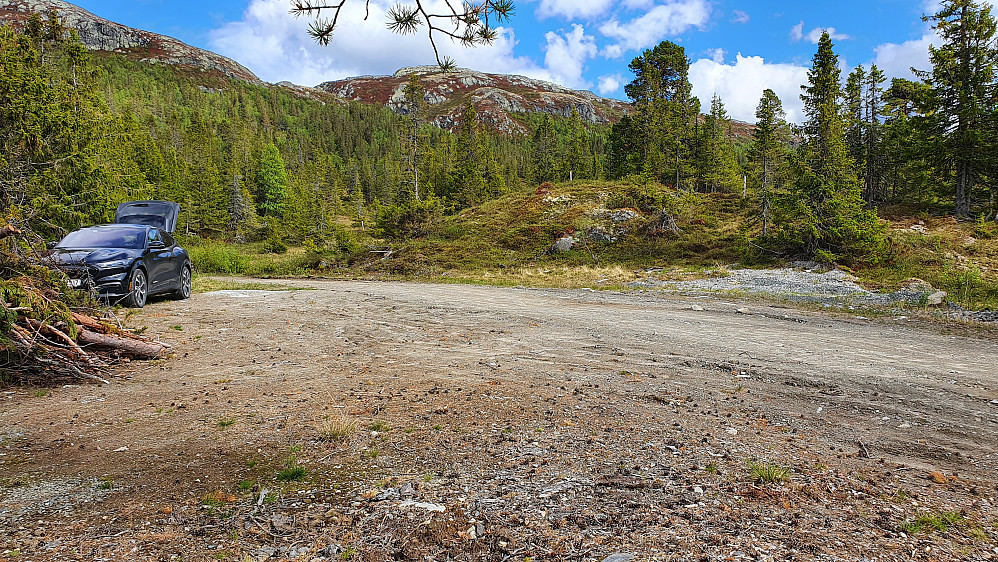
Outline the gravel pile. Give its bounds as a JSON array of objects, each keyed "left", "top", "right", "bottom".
[{"left": 630, "top": 263, "right": 932, "bottom": 308}]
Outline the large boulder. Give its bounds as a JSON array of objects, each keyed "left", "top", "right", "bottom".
[{"left": 550, "top": 235, "right": 576, "bottom": 253}]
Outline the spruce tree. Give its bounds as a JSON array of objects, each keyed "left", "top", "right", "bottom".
[
  {"left": 257, "top": 143, "right": 289, "bottom": 217},
  {"left": 918, "top": 0, "right": 998, "bottom": 217},
  {"left": 775, "top": 32, "right": 886, "bottom": 263},
  {"left": 566, "top": 107, "right": 588, "bottom": 181},
  {"left": 844, "top": 65, "right": 866, "bottom": 182},
  {"left": 401, "top": 73, "right": 426, "bottom": 201},
  {"left": 531, "top": 113, "right": 560, "bottom": 183},
  {"left": 698, "top": 94, "right": 740, "bottom": 193},
  {"left": 864, "top": 65, "right": 887, "bottom": 203},
  {"left": 750, "top": 89, "right": 790, "bottom": 236},
  {"left": 452, "top": 100, "right": 487, "bottom": 206}
]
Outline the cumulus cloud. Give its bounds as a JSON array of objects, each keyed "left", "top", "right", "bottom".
[
  {"left": 689, "top": 53, "right": 809, "bottom": 124},
  {"left": 705, "top": 47, "right": 726, "bottom": 64},
  {"left": 599, "top": 0, "right": 711, "bottom": 56},
  {"left": 791, "top": 22, "right": 851, "bottom": 43},
  {"left": 873, "top": 33, "right": 933, "bottom": 79},
  {"left": 790, "top": 21, "right": 804, "bottom": 41},
  {"left": 535, "top": 0, "right": 616, "bottom": 19},
  {"left": 543, "top": 25, "right": 598, "bottom": 88},
  {"left": 209, "top": 0, "right": 560, "bottom": 86},
  {"left": 597, "top": 73, "right": 624, "bottom": 95},
  {"left": 807, "top": 27, "right": 851, "bottom": 43},
  {"left": 732, "top": 10, "right": 750, "bottom": 24}
]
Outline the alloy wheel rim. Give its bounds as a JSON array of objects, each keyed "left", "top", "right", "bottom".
[
  {"left": 182, "top": 268, "right": 191, "bottom": 297},
  {"left": 134, "top": 273, "right": 147, "bottom": 304}
]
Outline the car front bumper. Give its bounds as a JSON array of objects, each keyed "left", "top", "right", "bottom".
[{"left": 66, "top": 269, "right": 131, "bottom": 300}]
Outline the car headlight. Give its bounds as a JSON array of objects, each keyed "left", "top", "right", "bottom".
[{"left": 93, "top": 259, "right": 131, "bottom": 269}]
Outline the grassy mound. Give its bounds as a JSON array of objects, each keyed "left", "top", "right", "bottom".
[{"left": 188, "top": 181, "right": 998, "bottom": 311}]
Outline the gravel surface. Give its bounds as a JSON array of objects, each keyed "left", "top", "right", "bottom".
[
  {"left": 629, "top": 263, "right": 998, "bottom": 323},
  {"left": 631, "top": 263, "right": 926, "bottom": 306},
  {"left": 1, "top": 279, "right": 996, "bottom": 561}
]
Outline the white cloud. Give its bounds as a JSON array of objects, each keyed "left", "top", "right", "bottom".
[
  {"left": 689, "top": 53, "right": 809, "bottom": 124},
  {"left": 543, "top": 25, "right": 598, "bottom": 88},
  {"left": 790, "top": 21, "right": 804, "bottom": 41},
  {"left": 791, "top": 22, "right": 851, "bottom": 44},
  {"left": 603, "top": 44, "right": 624, "bottom": 59},
  {"left": 535, "top": 0, "right": 616, "bottom": 19},
  {"left": 806, "top": 27, "right": 851, "bottom": 43},
  {"left": 599, "top": 0, "right": 711, "bottom": 56},
  {"left": 872, "top": 27, "right": 936, "bottom": 80},
  {"left": 597, "top": 73, "right": 624, "bottom": 95},
  {"left": 705, "top": 47, "right": 726, "bottom": 64},
  {"left": 732, "top": 10, "right": 750, "bottom": 24},
  {"left": 209, "top": 0, "right": 559, "bottom": 86}
]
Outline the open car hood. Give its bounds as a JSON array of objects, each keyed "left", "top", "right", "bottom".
[{"left": 114, "top": 201, "right": 180, "bottom": 233}]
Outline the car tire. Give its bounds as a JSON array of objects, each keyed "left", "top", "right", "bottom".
[
  {"left": 174, "top": 264, "right": 192, "bottom": 300},
  {"left": 122, "top": 268, "right": 148, "bottom": 308}
]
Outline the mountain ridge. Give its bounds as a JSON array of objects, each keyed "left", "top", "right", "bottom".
[
  {"left": 318, "top": 65, "right": 631, "bottom": 134},
  {"left": 0, "top": 0, "right": 260, "bottom": 83}
]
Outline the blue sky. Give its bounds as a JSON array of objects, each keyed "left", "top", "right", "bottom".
[{"left": 69, "top": 0, "right": 960, "bottom": 123}]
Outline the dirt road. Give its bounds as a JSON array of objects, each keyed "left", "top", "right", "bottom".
[{"left": 2, "top": 279, "right": 996, "bottom": 561}]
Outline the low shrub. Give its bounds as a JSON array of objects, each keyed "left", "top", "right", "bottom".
[{"left": 186, "top": 240, "right": 247, "bottom": 275}]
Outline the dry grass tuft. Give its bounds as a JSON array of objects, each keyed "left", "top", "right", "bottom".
[{"left": 316, "top": 416, "right": 357, "bottom": 443}]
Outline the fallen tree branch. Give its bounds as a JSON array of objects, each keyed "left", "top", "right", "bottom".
[{"left": 77, "top": 329, "right": 167, "bottom": 359}]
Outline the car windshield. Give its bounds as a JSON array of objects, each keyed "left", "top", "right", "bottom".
[{"left": 57, "top": 228, "right": 144, "bottom": 249}]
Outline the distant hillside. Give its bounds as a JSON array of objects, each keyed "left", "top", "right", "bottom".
[
  {"left": 318, "top": 66, "right": 632, "bottom": 135},
  {"left": 319, "top": 66, "right": 759, "bottom": 139},
  {"left": 0, "top": 0, "right": 260, "bottom": 82}
]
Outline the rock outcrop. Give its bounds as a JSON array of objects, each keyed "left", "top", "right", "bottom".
[
  {"left": 318, "top": 66, "right": 631, "bottom": 134},
  {"left": 0, "top": 0, "right": 260, "bottom": 83}
]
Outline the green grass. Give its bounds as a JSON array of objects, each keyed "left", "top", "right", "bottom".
[
  {"left": 192, "top": 276, "right": 306, "bottom": 294},
  {"left": 185, "top": 239, "right": 248, "bottom": 275},
  {"left": 176, "top": 182, "right": 998, "bottom": 312},
  {"left": 217, "top": 418, "right": 235, "bottom": 428},
  {"left": 900, "top": 511, "right": 964, "bottom": 534},
  {"left": 277, "top": 466, "right": 307, "bottom": 482},
  {"left": 856, "top": 215, "right": 998, "bottom": 310},
  {"left": 238, "top": 480, "right": 254, "bottom": 491},
  {"left": 747, "top": 459, "right": 792, "bottom": 484},
  {"left": 369, "top": 420, "right": 390, "bottom": 432}
]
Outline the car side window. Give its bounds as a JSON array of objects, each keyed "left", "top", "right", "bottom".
[{"left": 148, "top": 229, "right": 163, "bottom": 246}]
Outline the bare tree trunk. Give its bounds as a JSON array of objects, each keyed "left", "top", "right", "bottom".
[{"left": 956, "top": 161, "right": 971, "bottom": 218}]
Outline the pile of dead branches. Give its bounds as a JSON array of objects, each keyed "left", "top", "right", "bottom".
[{"left": 1, "top": 225, "right": 168, "bottom": 385}]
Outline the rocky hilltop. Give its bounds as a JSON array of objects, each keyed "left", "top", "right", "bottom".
[
  {"left": 318, "top": 66, "right": 631, "bottom": 134},
  {"left": 0, "top": 0, "right": 260, "bottom": 83}
]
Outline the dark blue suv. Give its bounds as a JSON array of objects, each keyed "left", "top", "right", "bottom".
[{"left": 50, "top": 201, "right": 191, "bottom": 308}]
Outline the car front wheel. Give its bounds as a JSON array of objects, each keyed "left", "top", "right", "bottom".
[
  {"left": 123, "top": 268, "right": 148, "bottom": 308},
  {"left": 174, "top": 264, "right": 192, "bottom": 300}
]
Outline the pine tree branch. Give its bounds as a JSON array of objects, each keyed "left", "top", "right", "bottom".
[{"left": 291, "top": 0, "right": 514, "bottom": 68}]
